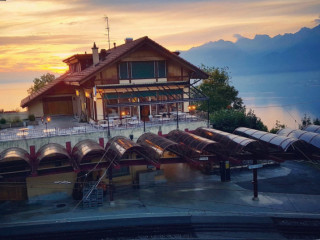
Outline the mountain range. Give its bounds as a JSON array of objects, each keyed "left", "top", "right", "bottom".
[{"left": 181, "top": 25, "right": 320, "bottom": 75}]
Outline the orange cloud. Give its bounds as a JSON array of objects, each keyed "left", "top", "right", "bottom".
[{"left": 0, "top": 0, "right": 319, "bottom": 111}]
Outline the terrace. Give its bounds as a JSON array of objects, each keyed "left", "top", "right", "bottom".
[{"left": 0, "top": 114, "right": 205, "bottom": 142}]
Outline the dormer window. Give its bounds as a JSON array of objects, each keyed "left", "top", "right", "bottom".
[{"left": 119, "top": 61, "right": 166, "bottom": 80}]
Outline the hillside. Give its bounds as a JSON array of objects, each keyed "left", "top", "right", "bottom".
[{"left": 181, "top": 25, "right": 320, "bottom": 75}]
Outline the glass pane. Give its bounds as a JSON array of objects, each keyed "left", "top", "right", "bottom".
[
  {"left": 119, "top": 62, "right": 128, "bottom": 79},
  {"left": 158, "top": 61, "right": 166, "bottom": 78},
  {"left": 132, "top": 61, "right": 154, "bottom": 79}
]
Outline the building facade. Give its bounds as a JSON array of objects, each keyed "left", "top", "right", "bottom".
[{"left": 21, "top": 37, "right": 208, "bottom": 122}]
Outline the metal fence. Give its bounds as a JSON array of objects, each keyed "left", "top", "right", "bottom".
[{"left": 0, "top": 116, "right": 202, "bottom": 142}]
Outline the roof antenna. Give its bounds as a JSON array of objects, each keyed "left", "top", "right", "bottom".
[{"left": 104, "top": 16, "right": 111, "bottom": 50}]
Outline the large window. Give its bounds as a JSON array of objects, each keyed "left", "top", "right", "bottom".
[
  {"left": 119, "top": 61, "right": 166, "bottom": 79},
  {"left": 131, "top": 61, "right": 154, "bottom": 79}
]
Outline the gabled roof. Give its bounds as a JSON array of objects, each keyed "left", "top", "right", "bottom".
[
  {"left": 21, "top": 36, "right": 208, "bottom": 108},
  {"left": 63, "top": 36, "right": 208, "bottom": 84},
  {"left": 62, "top": 54, "right": 92, "bottom": 64},
  {"left": 21, "top": 73, "right": 69, "bottom": 108}
]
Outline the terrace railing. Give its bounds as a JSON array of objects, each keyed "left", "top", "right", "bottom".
[{"left": 0, "top": 115, "right": 202, "bottom": 142}]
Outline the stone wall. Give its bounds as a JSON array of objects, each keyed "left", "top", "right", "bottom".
[
  {"left": 0, "top": 111, "right": 29, "bottom": 122},
  {"left": 0, "top": 121, "right": 207, "bottom": 153}
]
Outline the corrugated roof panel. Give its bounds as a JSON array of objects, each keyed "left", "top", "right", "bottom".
[
  {"left": 234, "top": 127, "right": 303, "bottom": 152},
  {"left": 35, "top": 143, "right": 71, "bottom": 166},
  {"left": 303, "top": 125, "right": 320, "bottom": 134},
  {"left": 0, "top": 147, "right": 30, "bottom": 164},
  {"left": 137, "top": 132, "right": 197, "bottom": 159},
  {"left": 72, "top": 139, "right": 105, "bottom": 163},
  {"left": 194, "top": 127, "right": 263, "bottom": 154},
  {"left": 0, "top": 147, "right": 31, "bottom": 174},
  {"left": 277, "top": 128, "right": 320, "bottom": 151},
  {"left": 105, "top": 136, "right": 158, "bottom": 163},
  {"left": 167, "top": 130, "right": 222, "bottom": 155}
]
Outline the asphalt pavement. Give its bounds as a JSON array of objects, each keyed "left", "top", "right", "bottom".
[{"left": 1, "top": 160, "right": 320, "bottom": 239}]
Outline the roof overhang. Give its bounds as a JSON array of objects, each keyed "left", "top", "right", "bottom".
[{"left": 97, "top": 81, "right": 208, "bottom": 108}]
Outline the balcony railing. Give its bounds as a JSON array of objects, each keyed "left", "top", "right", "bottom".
[{"left": 0, "top": 115, "right": 203, "bottom": 142}]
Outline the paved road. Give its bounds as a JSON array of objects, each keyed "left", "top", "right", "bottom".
[
  {"left": 236, "top": 161, "right": 320, "bottom": 195},
  {"left": 1, "top": 161, "right": 320, "bottom": 239}
]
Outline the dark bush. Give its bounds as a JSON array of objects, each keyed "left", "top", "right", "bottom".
[
  {"left": 28, "top": 114, "right": 36, "bottom": 121},
  {"left": 211, "top": 109, "right": 268, "bottom": 133},
  {"left": 0, "top": 118, "right": 6, "bottom": 124}
]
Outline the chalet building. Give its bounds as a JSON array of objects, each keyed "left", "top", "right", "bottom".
[{"left": 21, "top": 37, "right": 208, "bottom": 123}]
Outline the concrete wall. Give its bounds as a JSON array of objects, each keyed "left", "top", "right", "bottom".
[
  {"left": 27, "top": 100, "right": 44, "bottom": 118},
  {"left": 0, "top": 111, "right": 29, "bottom": 122},
  {"left": 0, "top": 121, "right": 207, "bottom": 153},
  {"left": 26, "top": 172, "right": 77, "bottom": 200}
]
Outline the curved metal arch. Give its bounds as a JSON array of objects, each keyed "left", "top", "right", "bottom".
[
  {"left": 72, "top": 139, "right": 106, "bottom": 164},
  {"left": 166, "top": 130, "right": 222, "bottom": 155},
  {"left": 195, "top": 127, "right": 264, "bottom": 154},
  {"left": 0, "top": 147, "right": 31, "bottom": 163},
  {"left": 0, "top": 147, "right": 31, "bottom": 174},
  {"left": 137, "top": 132, "right": 196, "bottom": 159},
  {"left": 234, "top": 127, "right": 306, "bottom": 152},
  {"left": 303, "top": 125, "right": 320, "bottom": 134},
  {"left": 35, "top": 143, "right": 71, "bottom": 166},
  {"left": 277, "top": 128, "right": 320, "bottom": 152},
  {"left": 105, "top": 136, "right": 158, "bottom": 163}
]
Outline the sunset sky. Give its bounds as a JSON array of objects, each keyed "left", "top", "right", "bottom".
[{"left": 0, "top": 0, "right": 320, "bottom": 111}]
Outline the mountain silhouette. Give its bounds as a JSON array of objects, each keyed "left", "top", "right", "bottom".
[{"left": 181, "top": 25, "right": 320, "bottom": 75}]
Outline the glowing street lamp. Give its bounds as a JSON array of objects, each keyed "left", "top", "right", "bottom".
[
  {"left": 45, "top": 116, "right": 51, "bottom": 136},
  {"left": 188, "top": 105, "right": 196, "bottom": 111}
]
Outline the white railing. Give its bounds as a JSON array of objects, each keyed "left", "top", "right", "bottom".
[{"left": 0, "top": 116, "right": 202, "bottom": 142}]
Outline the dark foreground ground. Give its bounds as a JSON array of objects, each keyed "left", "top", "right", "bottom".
[{"left": 1, "top": 161, "right": 320, "bottom": 239}]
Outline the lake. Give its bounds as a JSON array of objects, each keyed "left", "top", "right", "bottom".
[
  {"left": 233, "top": 71, "right": 320, "bottom": 129},
  {"left": 0, "top": 71, "right": 319, "bottom": 131},
  {"left": 0, "top": 82, "right": 30, "bottom": 112}
]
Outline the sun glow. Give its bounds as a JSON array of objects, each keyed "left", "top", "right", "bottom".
[{"left": 0, "top": 0, "right": 319, "bottom": 111}]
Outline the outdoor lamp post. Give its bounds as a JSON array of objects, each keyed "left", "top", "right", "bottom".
[
  {"left": 121, "top": 111, "right": 126, "bottom": 128},
  {"left": 45, "top": 116, "right": 51, "bottom": 137},
  {"left": 188, "top": 105, "right": 196, "bottom": 113}
]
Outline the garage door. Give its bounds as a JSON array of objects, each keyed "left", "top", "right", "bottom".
[
  {"left": 43, "top": 96, "right": 73, "bottom": 115},
  {"left": 0, "top": 182, "right": 28, "bottom": 201}
]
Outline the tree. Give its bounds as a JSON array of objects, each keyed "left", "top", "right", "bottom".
[
  {"left": 313, "top": 118, "right": 320, "bottom": 125},
  {"left": 299, "top": 114, "right": 312, "bottom": 129},
  {"left": 196, "top": 66, "right": 245, "bottom": 113},
  {"left": 269, "top": 120, "right": 286, "bottom": 134},
  {"left": 211, "top": 109, "right": 268, "bottom": 133},
  {"left": 27, "top": 73, "right": 55, "bottom": 94},
  {"left": 195, "top": 65, "right": 267, "bottom": 132}
]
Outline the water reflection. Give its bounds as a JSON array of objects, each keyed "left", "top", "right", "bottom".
[
  {"left": 0, "top": 82, "right": 29, "bottom": 111},
  {"left": 234, "top": 71, "right": 320, "bottom": 130}
]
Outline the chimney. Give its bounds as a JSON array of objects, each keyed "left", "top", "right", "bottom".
[
  {"left": 125, "top": 37, "right": 133, "bottom": 44},
  {"left": 100, "top": 49, "right": 107, "bottom": 61},
  {"left": 113, "top": 42, "right": 116, "bottom": 48},
  {"left": 92, "top": 42, "right": 99, "bottom": 66}
]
